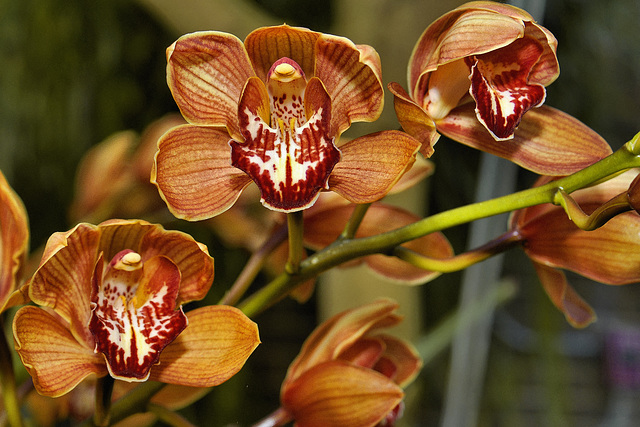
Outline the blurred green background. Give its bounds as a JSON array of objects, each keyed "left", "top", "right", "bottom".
[{"left": 1, "top": 0, "right": 639, "bottom": 426}]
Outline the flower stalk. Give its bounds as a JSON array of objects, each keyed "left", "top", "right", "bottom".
[
  {"left": 285, "top": 211, "right": 304, "bottom": 275},
  {"left": 93, "top": 375, "right": 115, "bottom": 427},
  {"left": 238, "top": 137, "right": 640, "bottom": 317},
  {"left": 0, "top": 320, "right": 23, "bottom": 427}
]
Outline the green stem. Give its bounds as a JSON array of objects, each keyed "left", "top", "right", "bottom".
[
  {"left": 555, "top": 190, "right": 632, "bottom": 230},
  {"left": 148, "top": 403, "right": 197, "bottom": 427},
  {"left": 340, "top": 203, "right": 371, "bottom": 239},
  {"left": 238, "top": 137, "right": 640, "bottom": 317},
  {"left": 393, "top": 230, "right": 522, "bottom": 273},
  {"left": 0, "top": 321, "right": 23, "bottom": 427},
  {"left": 285, "top": 211, "right": 304, "bottom": 275},
  {"left": 93, "top": 375, "right": 115, "bottom": 427}
]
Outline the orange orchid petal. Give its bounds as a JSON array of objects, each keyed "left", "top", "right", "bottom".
[
  {"left": 166, "top": 31, "right": 255, "bottom": 139},
  {"left": 337, "top": 337, "right": 386, "bottom": 369},
  {"left": 0, "top": 170, "right": 29, "bottom": 311},
  {"left": 522, "top": 208, "right": 640, "bottom": 286},
  {"left": 152, "top": 124, "right": 253, "bottom": 220},
  {"left": 284, "top": 299, "right": 400, "bottom": 387},
  {"left": 150, "top": 305, "right": 260, "bottom": 387},
  {"left": 409, "top": 8, "right": 525, "bottom": 96},
  {"left": 329, "top": 131, "right": 421, "bottom": 204},
  {"left": 282, "top": 361, "right": 403, "bottom": 427},
  {"left": 437, "top": 103, "right": 612, "bottom": 175},
  {"left": 376, "top": 334, "right": 422, "bottom": 387},
  {"left": 388, "top": 82, "right": 439, "bottom": 157},
  {"left": 29, "top": 223, "right": 100, "bottom": 348},
  {"left": 303, "top": 203, "right": 453, "bottom": 284},
  {"left": 244, "top": 25, "right": 320, "bottom": 83},
  {"left": 389, "top": 155, "right": 435, "bottom": 194},
  {"left": 13, "top": 306, "right": 107, "bottom": 397},
  {"left": 315, "top": 34, "right": 384, "bottom": 136},
  {"left": 532, "top": 262, "right": 596, "bottom": 328}
]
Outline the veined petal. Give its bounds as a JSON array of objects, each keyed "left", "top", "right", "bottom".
[
  {"left": 315, "top": 34, "right": 384, "bottom": 136},
  {"left": 152, "top": 124, "right": 253, "bottom": 220},
  {"left": 409, "top": 9, "right": 525, "bottom": 98},
  {"left": 245, "top": 25, "right": 320, "bottom": 83},
  {"left": 437, "top": 104, "right": 612, "bottom": 175},
  {"left": 29, "top": 223, "right": 100, "bottom": 348},
  {"left": 467, "top": 36, "right": 546, "bottom": 140},
  {"left": 282, "top": 361, "right": 403, "bottom": 427},
  {"left": 89, "top": 253, "right": 187, "bottom": 382},
  {"left": 139, "top": 226, "right": 214, "bottom": 304},
  {"left": 231, "top": 77, "right": 340, "bottom": 212},
  {"left": 167, "top": 31, "right": 255, "bottom": 139},
  {"left": 388, "top": 82, "right": 440, "bottom": 157},
  {"left": 523, "top": 210, "right": 640, "bottom": 286},
  {"left": 329, "top": 131, "right": 420, "bottom": 204},
  {"left": 150, "top": 305, "right": 260, "bottom": 387},
  {"left": 13, "top": 306, "right": 108, "bottom": 397},
  {"left": 532, "top": 262, "right": 596, "bottom": 328},
  {"left": 284, "top": 299, "right": 400, "bottom": 387},
  {"left": 0, "top": 170, "right": 29, "bottom": 312},
  {"left": 525, "top": 23, "right": 559, "bottom": 86}
]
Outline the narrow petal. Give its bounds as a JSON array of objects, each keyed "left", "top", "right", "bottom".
[
  {"left": 231, "top": 77, "right": 340, "bottom": 212},
  {"left": 467, "top": 36, "right": 546, "bottom": 140},
  {"left": 388, "top": 82, "right": 439, "bottom": 157},
  {"left": 150, "top": 305, "right": 260, "bottom": 387},
  {"left": 244, "top": 25, "right": 320, "bottom": 83},
  {"left": 284, "top": 299, "right": 400, "bottom": 387},
  {"left": 29, "top": 223, "right": 100, "bottom": 348},
  {"left": 0, "top": 170, "right": 29, "bottom": 311},
  {"left": 153, "top": 124, "right": 252, "bottom": 220},
  {"left": 303, "top": 203, "right": 453, "bottom": 284},
  {"left": 139, "top": 226, "right": 214, "bottom": 304},
  {"left": 525, "top": 23, "right": 559, "bottom": 86},
  {"left": 13, "top": 306, "right": 107, "bottom": 397},
  {"left": 282, "top": 361, "right": 403, "bottom": 427},
  {"left": 437, "top": 103, "right": 612, "bottom": 175},
  {"left": 329, "top": 131, "right": 420, "bottom": 204},
  {"left": 90, "top": 254, "right": 187, "bottom": 382},
  {"left": 315, "top": 34, "right": 384, "bottom": 136},
  {"left": 167, "top": 31, "right": 255, "bottom": 139},
  {"left": 523, "top": 210, "right": 640, "bottom": 285},
  {"left": 532, "top": 262, "right": 596, "bottom": 328}
]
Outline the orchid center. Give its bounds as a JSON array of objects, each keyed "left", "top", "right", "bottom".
[
  {"left": 89, "top": 249, "right": 187, "bottom": 382},
  {"left": 230, "top": 57, "right": 341, "bottom": 212}
]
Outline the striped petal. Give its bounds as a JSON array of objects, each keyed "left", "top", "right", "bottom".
[
  {"left": 150, "top": 305, "right": 260, "bottom": 387},
  {"left": 13, "top": 306, "right": 107, "bottom": 397},
  {"left": 436, "top": 103, "right": 612, "bottom": 175},
  {"left": 166, "top": 31, "right": 255, "bottom": 139},
  {"left": 152, "top": 124, "right": 253, "bottom": 220},
  {"left": 329, "top": 131, "right": 421, "bottom": 204},
  {"left": 282, "top": 361, "right": 403, "bottom": 427}
]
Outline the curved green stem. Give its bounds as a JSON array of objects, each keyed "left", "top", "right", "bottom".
[
  {"left": 0, "top": 320, "right": 23, "bottom": 427},
  {"left": 340, "top": 203, "right": 371, "bottom": 239},
  {"left": 238, "top": 137, "right": 640, "bottom": 317},
  {"left": 393, "top": 230, "right": 522, "bottom": 273},
  {"left": 555, "top": 190, "right": 632, "bottom": 230}
]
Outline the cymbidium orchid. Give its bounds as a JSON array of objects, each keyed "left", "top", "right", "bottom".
[
  {"left": 509, "top": 170, "right": 640, "bottom": 328},
  {"left": 152, "top": 25, "right": 421, "bottom": 219},
  {"left": 389, "top": 1, "right": 612, "bottom": 175},
  {"left": 12, "top": 219, "right": 260, "bottom": 397},
  {"left": 271, "top": 299, "right": 421, "bottom": 427}
]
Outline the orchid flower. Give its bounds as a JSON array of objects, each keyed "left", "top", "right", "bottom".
[
  {"left": 152, "top": 25, "right": 420, "bottom": 219},
  {"left": 276, "top": 299, "right": 421, "bottom": 427},
  {"left": 389, "top": 1, "right": 612, "bottom": 175},
  {"left": 13, "top": 219, "right": 260, "bottom": 397},
  {"left": 0, "top": 169, "right": 29, "bottom": 314},
  {"left": 510, "top": 170, "right": 640, "bottom": 327}
]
